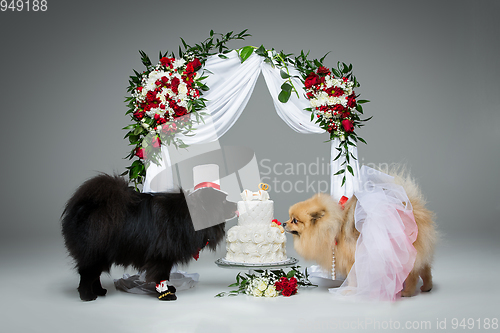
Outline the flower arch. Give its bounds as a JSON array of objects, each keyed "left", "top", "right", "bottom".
[{"left": 123, "top": 30, "right": 370, "bottom": 200}]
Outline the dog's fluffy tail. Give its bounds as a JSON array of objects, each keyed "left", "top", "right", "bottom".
[
  {"left": 62, "top": 174, "right": 135, "bottom": 225},
  {"left": 387, "top": 165, "right": 438, "bottom": 266}
]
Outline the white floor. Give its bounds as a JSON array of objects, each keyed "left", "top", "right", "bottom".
[{"left": 1, "top": 232, "right": 499, "bottom": 333}]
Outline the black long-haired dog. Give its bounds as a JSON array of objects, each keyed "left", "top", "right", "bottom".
[{"left": 62, "top": 174, "right": 236, "bottom": 301}]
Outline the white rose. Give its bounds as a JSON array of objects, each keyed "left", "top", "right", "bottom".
[
  {"left": 257, "top": 280, "right": 268, "bottom": 292},
  {"left": 264, "top": 285, "right": 277, "bottom": 297},
  {"left": 252, "top": 288, "right": 263, "bottom": 297},
  {"left": 178, "top": 83, "right": 188, "bottom": 97}
]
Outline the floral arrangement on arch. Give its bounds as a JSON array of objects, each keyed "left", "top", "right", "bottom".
[
  {"left": 123, "top": 30, "right": 370, "bottom": 189},
  {"left": 123, "top": 31, "right": 251, "bottom": 188},
  {"left": 239, "top": 46, "right": 371, "bottom": 186},
  {"left": 215, "top": 266, "right": 316, "bottom": 298}
]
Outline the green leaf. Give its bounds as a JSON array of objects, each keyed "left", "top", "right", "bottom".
[
  {"left": 281, "top": 82, "right": 292, "bottom": 92},
  {"left": 357, "top": 99, "right": 370, "bottom": 104},
  {"left": 320, "top": 51, "right": 331, "bottom": 63},
  {"left": 347, "top": 165, "right": 354, "bottom": 176},
  {"left": 278, "top": 89, "right": 291, "bottom": 103},
  {"left": 286, "top": 270, "right": 296, "bottom": 278},
  {"left": 334, "top": 169, "right": 345, "bottom": 176},
  {"left": 218, "top": 54, "right": 229, "bottom": 59},
  {"left": 358, "top": 137, "right": 367, "bottom": 144},
  {"left": 239, "top": 46, "right": 254, "bottom": 63},
  {"left": 333, "top": 150, "right": 342, "bottom": 161},
  {"left": 255, "top": 45, "right": 267, "bottom": 57},
  {"left": 280, "top": 69, "right": 291, "bottom": 79}
]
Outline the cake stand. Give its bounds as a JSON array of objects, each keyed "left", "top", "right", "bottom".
[{"left": 215, "top": 257, "right": 299, "bottom": 274}]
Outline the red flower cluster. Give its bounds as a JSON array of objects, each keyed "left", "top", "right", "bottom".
[
  {"left": 272, "top": 219, "right": 281, "bottom": 226},
  {"left": 275, "top": 276, "right": 298, "bottom": 297},
  {"left": 133, "top": 57, "right": 202, "bottom": 125},
  {"left": 304, "top": 66, "right": 358, "bottom": 135}
]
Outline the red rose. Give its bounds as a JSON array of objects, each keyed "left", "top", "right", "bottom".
[
  {"left": 171, "top": 77, "right": 180, "bottom": 94},
  {"left": 346, "top": 93, "right": 356, "bottom": 108},
  {"left": 333, "top": 104, "right": 345, "bottom": 112},
  {"left": 185, "top": 58, "right": 201, "bottom": 74},
  {"left": 161, "top": 123, "right": 177, "bottom": 135},
  {"left": 191, "top": 58, "right": 201, "bottom": 70},
  {"left": 160, "top": 57, "right": 174, "bottom": 68},
  {"left": 339, "top": 111, "right": 351, "bottom": 119},
  {"left": 185, "top": 62, "right": 195, "bottom": 74},
  {"left": 152, "top": 136, "right": 161, "bottom": 148},
  {"left": 342, "top": 119, "right": 354, "bottom": 133},
  {"left": 274, "top": 281, "right": 283, "bottom": 291},
  {"left": 136, "top": 86, "right": 143, "bottom": 93},
  {"left": 133, "top": 110, "right": 145, "bottom": 120},
  {"left": 316, "top": 66, "right": 330, "bottom": 76},
  {"left": 135, "top": 148, "right": 146, "bottom": 159},
  {"left": 272, "top": 219, "right": 281, "bottom": 226},
  {"left": 304, "top": 72, "right": 320, "bottom": 89},
  {"left": 174, "top": 106, "right": 187, "bottom": 117},
  {"left": 289, "top": 277, "right": 298, "bottom": 288},
  {"left": 282, "top": 286, "right": 294, "bottom": 297}
]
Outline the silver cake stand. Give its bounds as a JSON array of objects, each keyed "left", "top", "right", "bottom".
[{"left": 215, "top": 257, "right": 299, "bottom": 272}]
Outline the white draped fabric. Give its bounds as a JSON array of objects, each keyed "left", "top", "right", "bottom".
[
  {"left": 143, "top": 50, "right": 359, "bottom": 199},
  {"left": 330, "top": 166, "right": 418, "bottom": 301}
]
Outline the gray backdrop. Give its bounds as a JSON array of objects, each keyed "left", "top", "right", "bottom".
[
  {"left": 1, "top": 0, "right": 499, "bottom": 331},
  {"left": 2, "top": 0, "right": 498, "bottom": 243}
]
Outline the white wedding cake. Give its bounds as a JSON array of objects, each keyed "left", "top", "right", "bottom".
[{"left": 225, "top": 188, "right": 287, "bottom": 263}]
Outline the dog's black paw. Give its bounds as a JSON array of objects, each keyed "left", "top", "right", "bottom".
[
  {"left": 92, "top": 280, "right": 107, "bottom": 296},
  {"left": 93, "top": 287, "right": 107, "bottom": 296},
  {"left": 78, "top": 288, "right": 97, "bottom": 301},
  {"left": 158, "top": 285, "right": 177, "bottom": 301}
]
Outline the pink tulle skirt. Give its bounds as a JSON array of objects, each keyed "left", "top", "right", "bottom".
[{"left": 330, "top": 166, "right": 418, "bottom": 301}]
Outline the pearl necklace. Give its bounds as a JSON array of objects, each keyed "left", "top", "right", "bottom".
[{"left": 332, "top": 246, "right": 336, "bottom": 280}]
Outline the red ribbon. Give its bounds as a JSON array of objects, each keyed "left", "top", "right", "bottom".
[{"left": 194, "top": 182, "right": 220, "bottom": 191}]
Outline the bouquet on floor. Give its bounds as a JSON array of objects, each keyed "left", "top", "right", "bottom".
[{"left": 216, "top": 266, "right": 316, "bottom": 298}]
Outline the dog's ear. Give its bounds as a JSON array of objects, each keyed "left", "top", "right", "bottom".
[{"left": 309, "top": 209, "right": 325, "bottom": 224}]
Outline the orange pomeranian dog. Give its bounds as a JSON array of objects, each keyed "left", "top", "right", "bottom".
[{"left": 284, "top": 169, "right": 437, "bottom": 297}]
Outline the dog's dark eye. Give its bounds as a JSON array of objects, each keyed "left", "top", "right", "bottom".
[{"left": 292, "top": 218, "right": 298, "bottom": 224}]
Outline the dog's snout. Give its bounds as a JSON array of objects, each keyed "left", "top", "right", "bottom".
[{"left": 282, "top": 222, "right": 287, "bottom": 228}]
